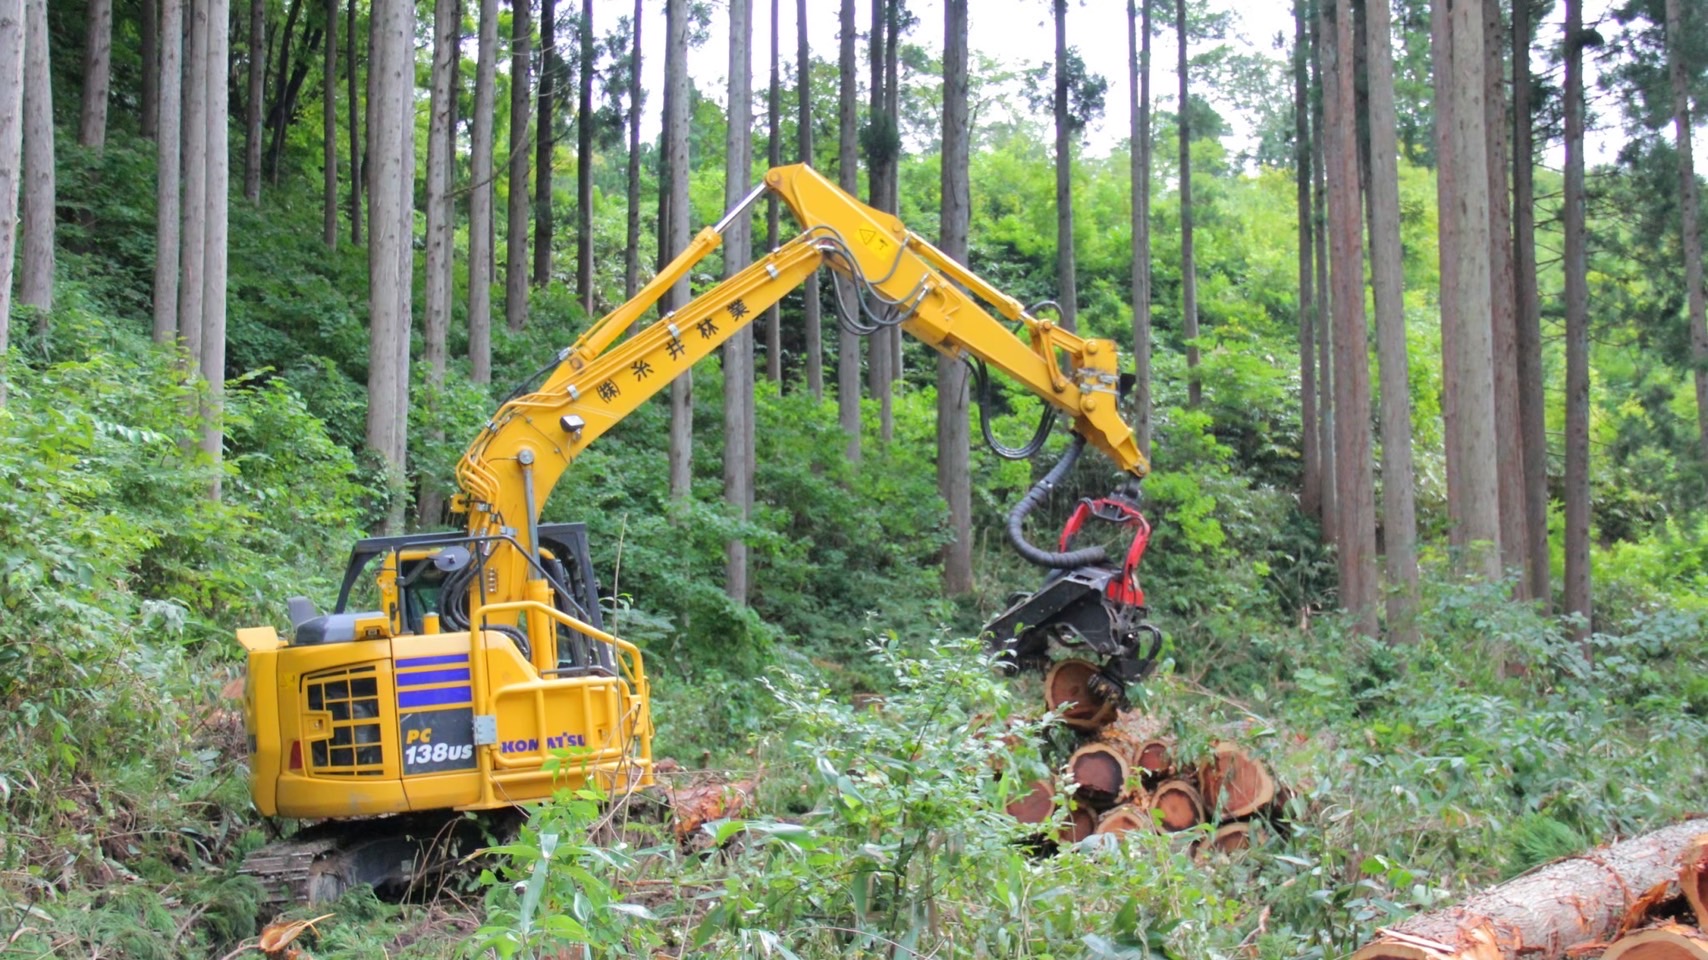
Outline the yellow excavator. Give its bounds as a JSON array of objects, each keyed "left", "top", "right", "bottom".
[{"left": 235, "top": 164, "right": 1156, "bottom": 901}]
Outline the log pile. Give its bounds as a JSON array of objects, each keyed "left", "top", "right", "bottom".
[
  {"left": 1006, "top": 659, "right": 1285, "bottom": 847},
  {"left": 1351, "top": 819, "right": 1708, "bottom": 960}
]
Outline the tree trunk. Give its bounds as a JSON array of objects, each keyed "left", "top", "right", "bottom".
[
  {"left": 665, "top": 0, "right": 693, "bottom": 499},
  {"left": 19, "top": 0, "right": 50, "bottom": 317},
  {"left": 623, "top": 0, "right": 641, "bottom": 300},
  {"left": 142, "top": 0, "right": 159, "bottom": 139},
  {"left": 367, "top": 0, "right": 412, "bottom": 533},
  {"left": 1667, "top": 0, "right": 1708, "bottom": 462},
  {"left": 1326, "top": 0, "right": 1378, "bottom": 636},
  {"left": 865, "top": 0, "right": 894, "bottom": 445},
  {"left": 346, "top": 0, "right": 361, "bottom": 242},
  {"left": 323, "top": 0, "right": 338, "bottom": 246},
  {"left": 1562, "top": 0, "right": 1591, "bottom": 644},
  {"left": 243, "top": 0, "right": 263, "bottom": 202},
  {"left": 573, "top": 0, "right": 594, "bottom": 307},
  {"left": 797, "top": 0, "right": 822, "bottom": 399},
  {"left": 1067, "top": 742, "right": 1131, "bottom": 807},
  {"left": 425, "top": 0, "right": 456, "bottom": 380},
  {"left": 1054, "top": 0, "right": 1077, "bottom": 333},
  {"left": 179, "top": 0, "right": 208, "bottom": 355},
  {"left": 266, "top": 0, "right": 302, "bottom": 184},
  {"left": 764, "top": 0, "right": 782, "bottom": 383},
  {"left": 1295, "top": 0, "right": 1317, "bottom": 517},
  {"left": 1364, "top": 0, "right": 1419, "bottom": 642},
  {"left": 1042, "top": 659, "right": 1119, "bottom": 730},
  {"left": 505, "top": 0, "right": 531, "bottom": 331},
  {"left": 1312, "top": 2, "right": 1338, "bottom": 545},
  {"left": 469, "top": 0, "right": 496, "bottom": 384},
  {"left": 1198, "top": 744, "right": 1277, "bottom": 819},
  {"left": 1132, "top": 0, "right": 1153, "bottom": 459},
  {"left": 938, "top": 0, "right": 973, "bottom": 598},
  {"left": 1152, "top": 780, "right": 1206, "bottom": 831},
  {"left": 723, "top": 0, "right": 754, "bottom": 605},
  {"left": 882, "top": 1, "right": 902, "bottom": 387},
  {"left": 1351, "top": 820, "right": 1708, "bottom": 960},
  {"left": 1512, "top": 0, "right": 1549, "bottom": 605},
  {"left": 0, "top": 0, "right": 21, "bottom": 404},
  {"left": 534, "top": 0, "right": 556, "bottom": 289},
  {"left": 1178, "top": 0, "right": 1200, "bottom": 407},
  {"left": 153, "top": 0, "right": 183, "bottom": 345},
  {"left": 79, "top": 0, "right": 113, "bottom": 150},
  {"left": 202, "top": 0, "right": 231, "bottom": 498},
  {"left": 837, "top": 0, "right": 861, "bottom": 462},
  {"left": 1484, "top": 0, "right": 1526, "bottom": 587}
]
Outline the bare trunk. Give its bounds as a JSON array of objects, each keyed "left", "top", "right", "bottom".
[
  {"left": 142, "top": 0, "right": 159, "bottom": 139},
  {"left": 1485, "top": 0, "right": 1525, "bottom": 586},
  {"left": 469, "top": 0, "right": 496, "bottom": 384},
  {"left": 534, "top": 0, "right": 556, "bottom": 289},
  {"left": 323, "top": 0, "right": 338, "bottom": 246},
  {"left": 1365, "top": 0, "right": 1419, "bottom": 641},
  {"left": 1512, "top": 0, "right": 1549, "bottom": 604},
  {"left": 939, "top": 0, "right": 972, "bottom": 597},
  {"left": 267, "top": 0, "right": 302, "bottom": 184},
  {"left": 1313, "top": 4, "right": 1337, "bottom": 544},
  {"left": 179, "top": 0, "right": 208, "bottom": 356},
  {"left": 623, "top": 0, "right": 641, "bottom": 300},
  {"left": 1432, "top": 0, "right": 1460, "bottom": 551},
  {"left": 367, "top": 0, "right": 412, "bottom": 533},
  {"left": 723, "top": 0, "right": 754, "bottom": 604},
  {"left": 1562, "top": 0, "right": 1591, "bottom": 644},
  {"left": 1295, "top": 0, "right": 1317, "bottom": 517},
  {"left": 1326, "top": 0, "right": 1377, "bottom": 636},
  {"left": 1178, "top": 0, "right": 1200, "bottom": 407},
  {"left": 153, "top": 0, "right": 183, "bottom": 345},
  {"left": 244, "top": 0, "right": 264, "bottom": 202},
  {"left": 425, "top": 0, "right": 456, "bottom": 379},
  {"left": 202, "top": 0, "right": 231, "bottom": 498},
  {"left": 764, "top": 0, "right": 781, "bottom": 383},
  {"left": 0, "top": 0, "right": 21, "bottom": 404},
  {"left": 798, "top": 0, "right": 822, "bottom": 398},
  {"left": 865, "top": 0, "right": 894, "bottom": 444},
  {"left": 79, "top": 0, "right": 113, "bottom": 149},
  {"left": 1668, "top": 0, "right": 1708, "bottom": 462},
  {"left": 346, "top": 0, "right": 361, "bottom": 242},
  {"left": 665, "top": 0, "right": 692, "bottom": 499},
  {"left": 19, "top": 0, "right": 50, "bottom": 317},
  {"left": 505, "top": 0, "right": 531, "bottom": 331},
  {"left": 1054, "top": 0, "right": 1076, "bottom": 332},
  {"left": 1133, "top": 0, "right": 1153, "bottom": 459},
  {"left": 837, "top": 0, "right": 861, "bottom": 462}
]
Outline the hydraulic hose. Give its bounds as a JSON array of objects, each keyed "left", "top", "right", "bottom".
[{"left": 1006, "top": 435, "right": 1108, "bottom": 570}]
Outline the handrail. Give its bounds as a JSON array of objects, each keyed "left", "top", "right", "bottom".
[{"left": 472, "top": 599, "right": 646, "bottom": 681}]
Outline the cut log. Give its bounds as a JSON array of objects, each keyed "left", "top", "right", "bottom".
[
  {"left": 669, "top": 779, "right": 753, "bottom": 843},
  {"left": 1351, "top": 820, "right": 1708, "bottom": 960},
  {"left": 1044, "top": 659, "right": 1117, "bottom": 731},
  {"left": 1198, "top": 743, "right": 1276, "bottom": 819},
  {"left": 1682, "top": 836, "right": 1708, "bottom": 929},
  {"left": 1208, "top": 821, "right": 1251, "bottom": 854},
  {"left": 1603, "top": 923, "right": 1708, "bottom": 960},
  {"left": 1095, "top": 803, "right": 1150, "bottom": 837},
  {"left": 1067, "top": 742, "right": 1131, "bottom": 807},
  {"left": 1150, "top": 779, "right": 1204, "bottom": 832},
  {"left": 1063, "top": 802, "right": 1098, "bottom": 843},
  {"left": 1135, "top": 738, "right": 1174, "bottom": 780},
  {"left": 1004, "top": 778, "right": 1055, "bottom": 825}
]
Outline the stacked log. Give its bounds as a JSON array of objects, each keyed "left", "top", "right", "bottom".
[{"left": 1350, "top": 819, "right": 1708, "bottom": 960}]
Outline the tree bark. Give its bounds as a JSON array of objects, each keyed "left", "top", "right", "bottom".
[
  {"left": 1351, "top": 820, "right": 1708, "bottom": 960},
  {"left": 938, "top": 0, "right": 973, "bottom": 598},
  {"left": 533, "top": 0, "right": 556, "bottom": 289},
  {"left": 153, "top": 0, "right": 183, "bottom": 346},
  {"left": 1130, "top": 0, "right": 1153, "bottom": 460},
  {"left": 1295, "top": 0, "right": 1317, "bottom": 517},
  {"left": 266, "top": 0, "right": 303, "bottom": 184},
  {"left": 179, "top": 0, "right": 208, "bottom": 356},
  {"left": 323, "top": 0, "right": 338, "bottom": 246},
  {"left": 505, "top": 0, "right": 531, "bottom": 331},
  {"left": 1326, "top": 0, "right": 1378, "bottom": 636},
  {"left": 19, "top": 0, "right": 50, "bottom": 317},
  {"left": 1667, "top": 0, "right": 1708, "bottom": 462},
  {"left": 202, "top": 0, "right": 231, "bottom": 498},
  {"left": 142, "top": 0, "right": 159, "bottom": 139},
  {"left": 1364, "top": 0, "right": 1419, "bottom": 641},
  {"left": 79, "top": 0, "right": 113, "bottom": 150},
  {"left": 425, "top": 0, "right": 456, "bottom": 380},
  {"left": 1512, "top": 0, "right": 1549, "bottom": 605},
  {"left": 469, "top": 0, "right": 496, "bottom": 384},
  {"left": 764, "top": 0, "right": 782, "bottom": 383},
  {"left": 623, "top": 0, "right": 641, "bottom": 300},
  {"left": 1563, "top": 0, "right": 1591, "bottom": 643},
  {"left": 367, "top": 0, "right": 412, "bottom": 533},
  {"left": 798, "top": 0, "right": 822, "bottom": 398},
  {"left": 1485, "top": 0, "right": 1526, "bottom": 587},
  {"left": 1178, "top": 0, "right": 1200, "bottom": 407},
  {"left": 865, "top": 0, "right": 894, "bottom": 444},
  {"left": 1054, "top": 0, "right": 1077, "bottom": 333},
  {"left": 1313, "top": 0, "right": 1338, "bottom": 545},
  {"left": 837, "top": 0, "right": 861, "bottom": 462},
  {"left": 243, "top": 0, "right": 264, "bottom": 202},
  {"left": 573, "top": 0, "right": 593, "bottom": 307},
  {"left": 346, "top": 0, "right": 361, "bottom": 242},
  {"left": 0, "top": 0, "right": 21, "bottom": 404},
  {"left": 665, "top": 0, "right": 693, "bottom": 499},
  {"left": 723, "top": 0, "right": 755, "bottom": 604}
]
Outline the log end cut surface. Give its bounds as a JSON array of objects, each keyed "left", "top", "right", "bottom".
[
  {"left": 1070, "top": 744, "right": 1130, "bottom": 803},
  {"left": 1200, "top": 744, "right": 1277, "bottom": 819},
  {"left": 1045, "top": 659, "right": 1116, "bottom": 730},
  {"left": 1004, "top": 779, "right": 1055, "bottom": 824},
  {"left": 1095, "top": 804, "right": 1150, "bottom": 836},
  {"left": 1151, "top": 780, "right": 1205, "bottom": 832},
  {"left": 1604, "top": 924, "right": 1708, "bottom": 960}
]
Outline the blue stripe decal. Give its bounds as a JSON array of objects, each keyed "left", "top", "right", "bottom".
[
  {"left": 396, "top": 667, "right": 471, "bottom": 687},
  {"left": 395, "top": 653, "right": 470, "bottom": 669},
  {"left": 398, "top": 686, "right": 473, "bottom": 709}
]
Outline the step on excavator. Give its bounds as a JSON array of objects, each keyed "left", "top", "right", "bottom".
[{"left": 235, "top": 164, "right": 1161, "bottom": 901}]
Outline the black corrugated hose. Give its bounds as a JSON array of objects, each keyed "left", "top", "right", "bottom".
[{"left": 1006, "top": 434, "right": 1108, "bottom": 570}]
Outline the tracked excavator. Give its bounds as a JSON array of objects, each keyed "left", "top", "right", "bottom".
[{"left": 235, "top": 164, "right": 1160, "bottom": 901}]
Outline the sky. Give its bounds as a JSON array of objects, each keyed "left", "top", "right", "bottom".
[{"left": 623, "top": 0, "right": 1666, "bottom": 173}]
